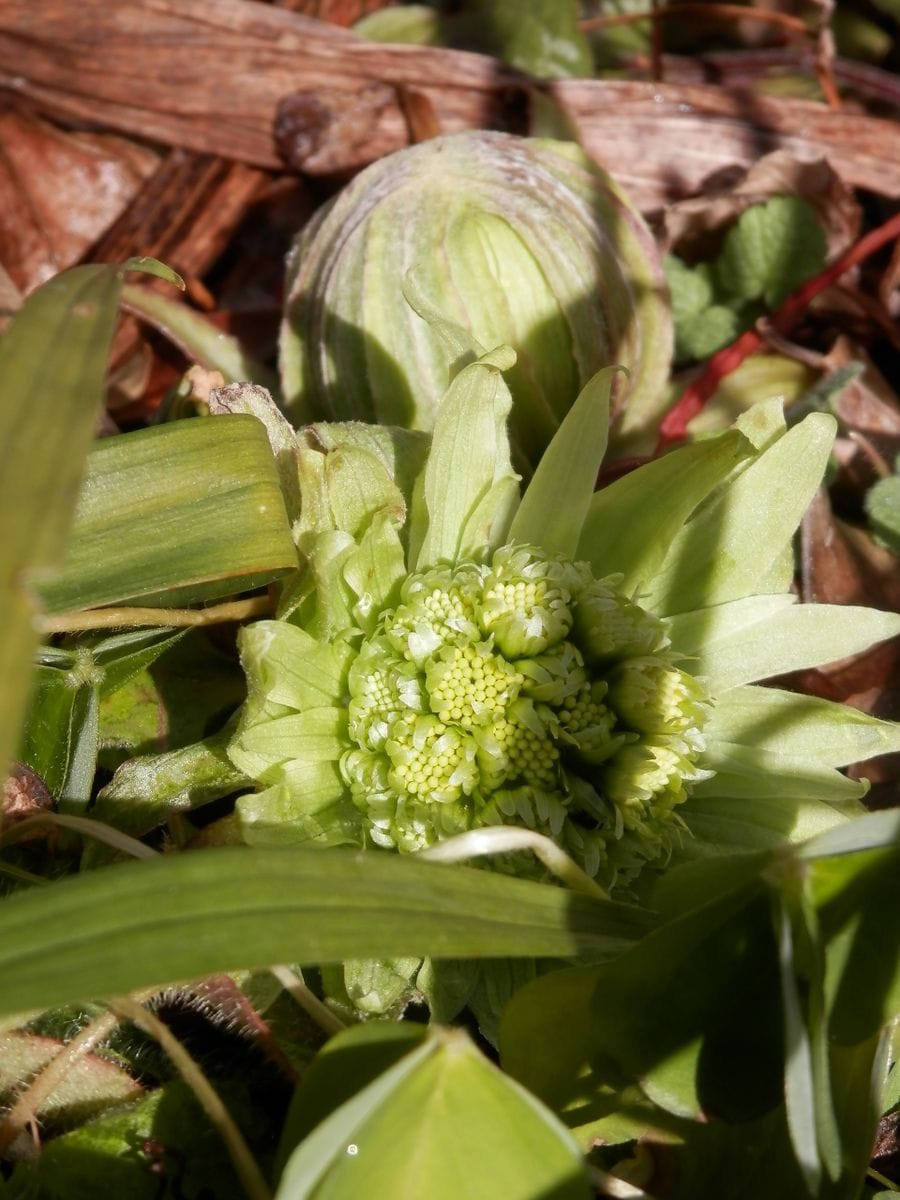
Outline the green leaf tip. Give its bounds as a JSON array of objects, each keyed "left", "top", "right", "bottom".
[{"left": 122, "top": 256, "right": 185, "bottom": 289}]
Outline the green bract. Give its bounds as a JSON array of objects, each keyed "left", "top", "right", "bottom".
[
  {"left": 279, "top": 131, "right": 672, "bottom": 463},
  {"left": 227, "top": 353, "right": 900, "bottom": 898}
]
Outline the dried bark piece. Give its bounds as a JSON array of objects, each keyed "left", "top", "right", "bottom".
[
  {"left": 549, "top": 79, "right": 900, "bottom": 211},
  {"left": 0, "top": 1, "right": 513, "bottom": 170},
  {"left": 276, "top": 84, "right": 403, "bottom": 176},
  {"left": 89, "top": 148, "right": 270, "bottom": 287},
  {"left": 0, "top": 104, "right": 157, "bottom": 293},
  {"left": 7, "top": 1, "right": 900, "bottom": 206}
]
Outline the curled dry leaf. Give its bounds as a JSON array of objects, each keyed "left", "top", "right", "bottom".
[
  {"left": 660, "top": 149, "right": 862, "bottom": 261},
  {"left": 793, "top": 489, "right": 900, "bottom": 768},
  {"left": 826, "top": 337, "right": 900, "bottom": 495}
]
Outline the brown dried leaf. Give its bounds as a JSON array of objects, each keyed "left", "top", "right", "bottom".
[
  {"left": 660, "top": 149, "right": 861, "bottom": 260},
  {"left": 801, "top": 487, "right": 900, "bottom": 610},
  {"left": 0, "top": 105, "right": 157, "bottom": 293},
  {"left": 824, "top": 338, "right": 900, "bottom": 496},
  {"left": 2, "top": 761, "right": 54, "bottom": 828}
]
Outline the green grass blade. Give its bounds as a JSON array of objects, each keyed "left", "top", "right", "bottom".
[
  {"left": 0, "top": 848, "right": 650, "bottom": 1018},
  {"left": 122, "top": 283, "right": 279, "bottom": 395},
  {"left": 1, "top": 265, "right": 130, "bottom": 775},
  {"left": 34, "top": 416, "right": 298, "bottom": 613}
]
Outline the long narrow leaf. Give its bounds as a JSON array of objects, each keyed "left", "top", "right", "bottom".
[
  {"left": 644, "top": 414, "right": 835, "bottom": 615},
  {"left": 509, "top": 367, "right": 615, "bottom": 557},
  {"left": 0, "top": 848, "right": 650, "bottom": 1018},
  {"left": 1, "top": 264, "right": 157, "bottom": 774}
]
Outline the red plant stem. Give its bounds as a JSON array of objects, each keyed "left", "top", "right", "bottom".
[
  {"left": 655, "top": 207, "right": 900, "bottom": 453},
  {"left": 579, "top": 4, "right": 809, "bottom": 37}
]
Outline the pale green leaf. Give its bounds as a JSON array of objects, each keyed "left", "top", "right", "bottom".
[
  {"left": 675, "top": 305, "right": 740, "bottom": 364},
  {"left": 707, "top": 685, "right": 900, "bottom": 766},
  {"left": 34, "top": 416, "right": 298, "bottom": 614},
  {"left": 799, "top": 809, "right": 900, "bottom": 861},
  {"left": 237, "top": 775, "right": 352, "bottom": 846},
  {"left": 816, "top": 847, "right": 900, "bottom": 1045},
  {"left": 456, "top": 476, "right": 521, "bottom": 563},
  {"left": 208, "top": 382, "right": 301, "bottom": 523},
  {"left": 325, "top": 445, "right": 406, "bottom": 539},
  {"left": 342, "top": 511, "right": 408, "bottom": 630},
  {"left": 678, "top": 794, "right": 853, "bottom": 859},
  {"left": 484, "top": 0, "right": 591, "bottom": 77},
  {"left": 122, "top": 257, "right": 184, "bottom": 288},
  {"left": 229, "top": 709, "right": 346, "bottom": 779},
  {"left": 865, "top": 473, "right": 900, "bottom": 554},
  {"left": 733, "top": 395, "right": 788, "bottom": 449},
  {"left": 304, "top": 529, "right": 358, "bottom": 640},
  {"left": 499, "top": 965, "right": 601, "bottom": 1112},
  {"left": 686, "top": 355, "right": 813, "bottom": 440},
  {"left": 644, "top": 413, "right": 835, "bottom": 615},
  {"left": 354, "top": 5, "right": 441, "bottom": 45},
  {"left": 276, "top": 1026, "right": 591, "bottom": 1200},
  {"left": 693, "top": 742, "right": 867, "bottom": 803},
  {"left": 509, "top": 367, "right": 615, "bottom": 557},
  {"left": 400, "top": 268, "right": 485, "bottom": 373},
  {"left": 667, "top": 592, "right": 796, "bottom": 660},
  {"left": 772, "top": 898, "right": 823, "bottom": 1194},
  {"left": 0, "top": 848, "right": 647, "bottom": 1018},
  {"left": 676, "top": 600, "right": 900, "bottom": 691},
  {"left": 276, "top": 1023, "right": 427, "bottom": 1174},
  {"left": 276, "top": 1032, "right": 436, "bottom": 1198},
  {"left": 238, "top": 621, "right": 348, "bottom": 713},
  {"left": 577, "top": 428, "right": 751, "bottom": 590},
  {"left": 412, "top": 348, "right": 519, "bottom": 571}
]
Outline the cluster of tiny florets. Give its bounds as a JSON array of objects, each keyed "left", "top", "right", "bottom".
[{"left": 341, "top": 545, "right": 711, "bottom": 884}]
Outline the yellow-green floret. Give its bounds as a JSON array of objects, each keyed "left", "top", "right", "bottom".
[{"left": 340, "top": 545, "right": 712, "bottom": 884}]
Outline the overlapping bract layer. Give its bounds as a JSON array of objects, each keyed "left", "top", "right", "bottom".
[{"left": 280, "top": 131, "right": 672, "bottom": 463}]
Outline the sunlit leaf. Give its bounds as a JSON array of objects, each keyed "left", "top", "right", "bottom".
[
  {"left": 670, "top": 600, "right": 900, "bottom": 691},
  {"left": 707, "top": 686, "right": 900, "bottom": 766},
  {"left": 122, "top": 282, "right": 278, "bottom": 396},
  {"left": 645, "top": 414, "right": 835, "bottom": 615},
  {"left": 411, "top": 347, "right": 518, "bottom": 571},
  {"left": 577, "top": 428, "right": 751, "bottom": 589},
  {"left": 509, "top": 367, "right": 614, "bottom": 557},
  {"left": 34, "top": 416, "right": 297, "bottom": 613}
]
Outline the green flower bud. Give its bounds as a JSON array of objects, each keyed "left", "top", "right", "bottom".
[
  {"left": 332, "top": 545, "right": 710, "bottom": 883},
  {"left": 573, "top": 581, "right": 670, "bottom": 664},
  {"left": 280, "top": 131, "right": 672, "bottom": 465},
  {"left": 606, "top": 657, "right": 710, "bottom": 735}
]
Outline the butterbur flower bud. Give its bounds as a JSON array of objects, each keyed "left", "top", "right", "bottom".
[
  {"left": 230, "top": 342, "right": 900, "bottom": 902},
  {"left": 280, "top": 131, "right": 672, "bottom": 464}
]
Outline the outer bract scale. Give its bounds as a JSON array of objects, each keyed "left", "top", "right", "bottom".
[{"left": 279, "top": 131, "right": 672, "bottom": 464}]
